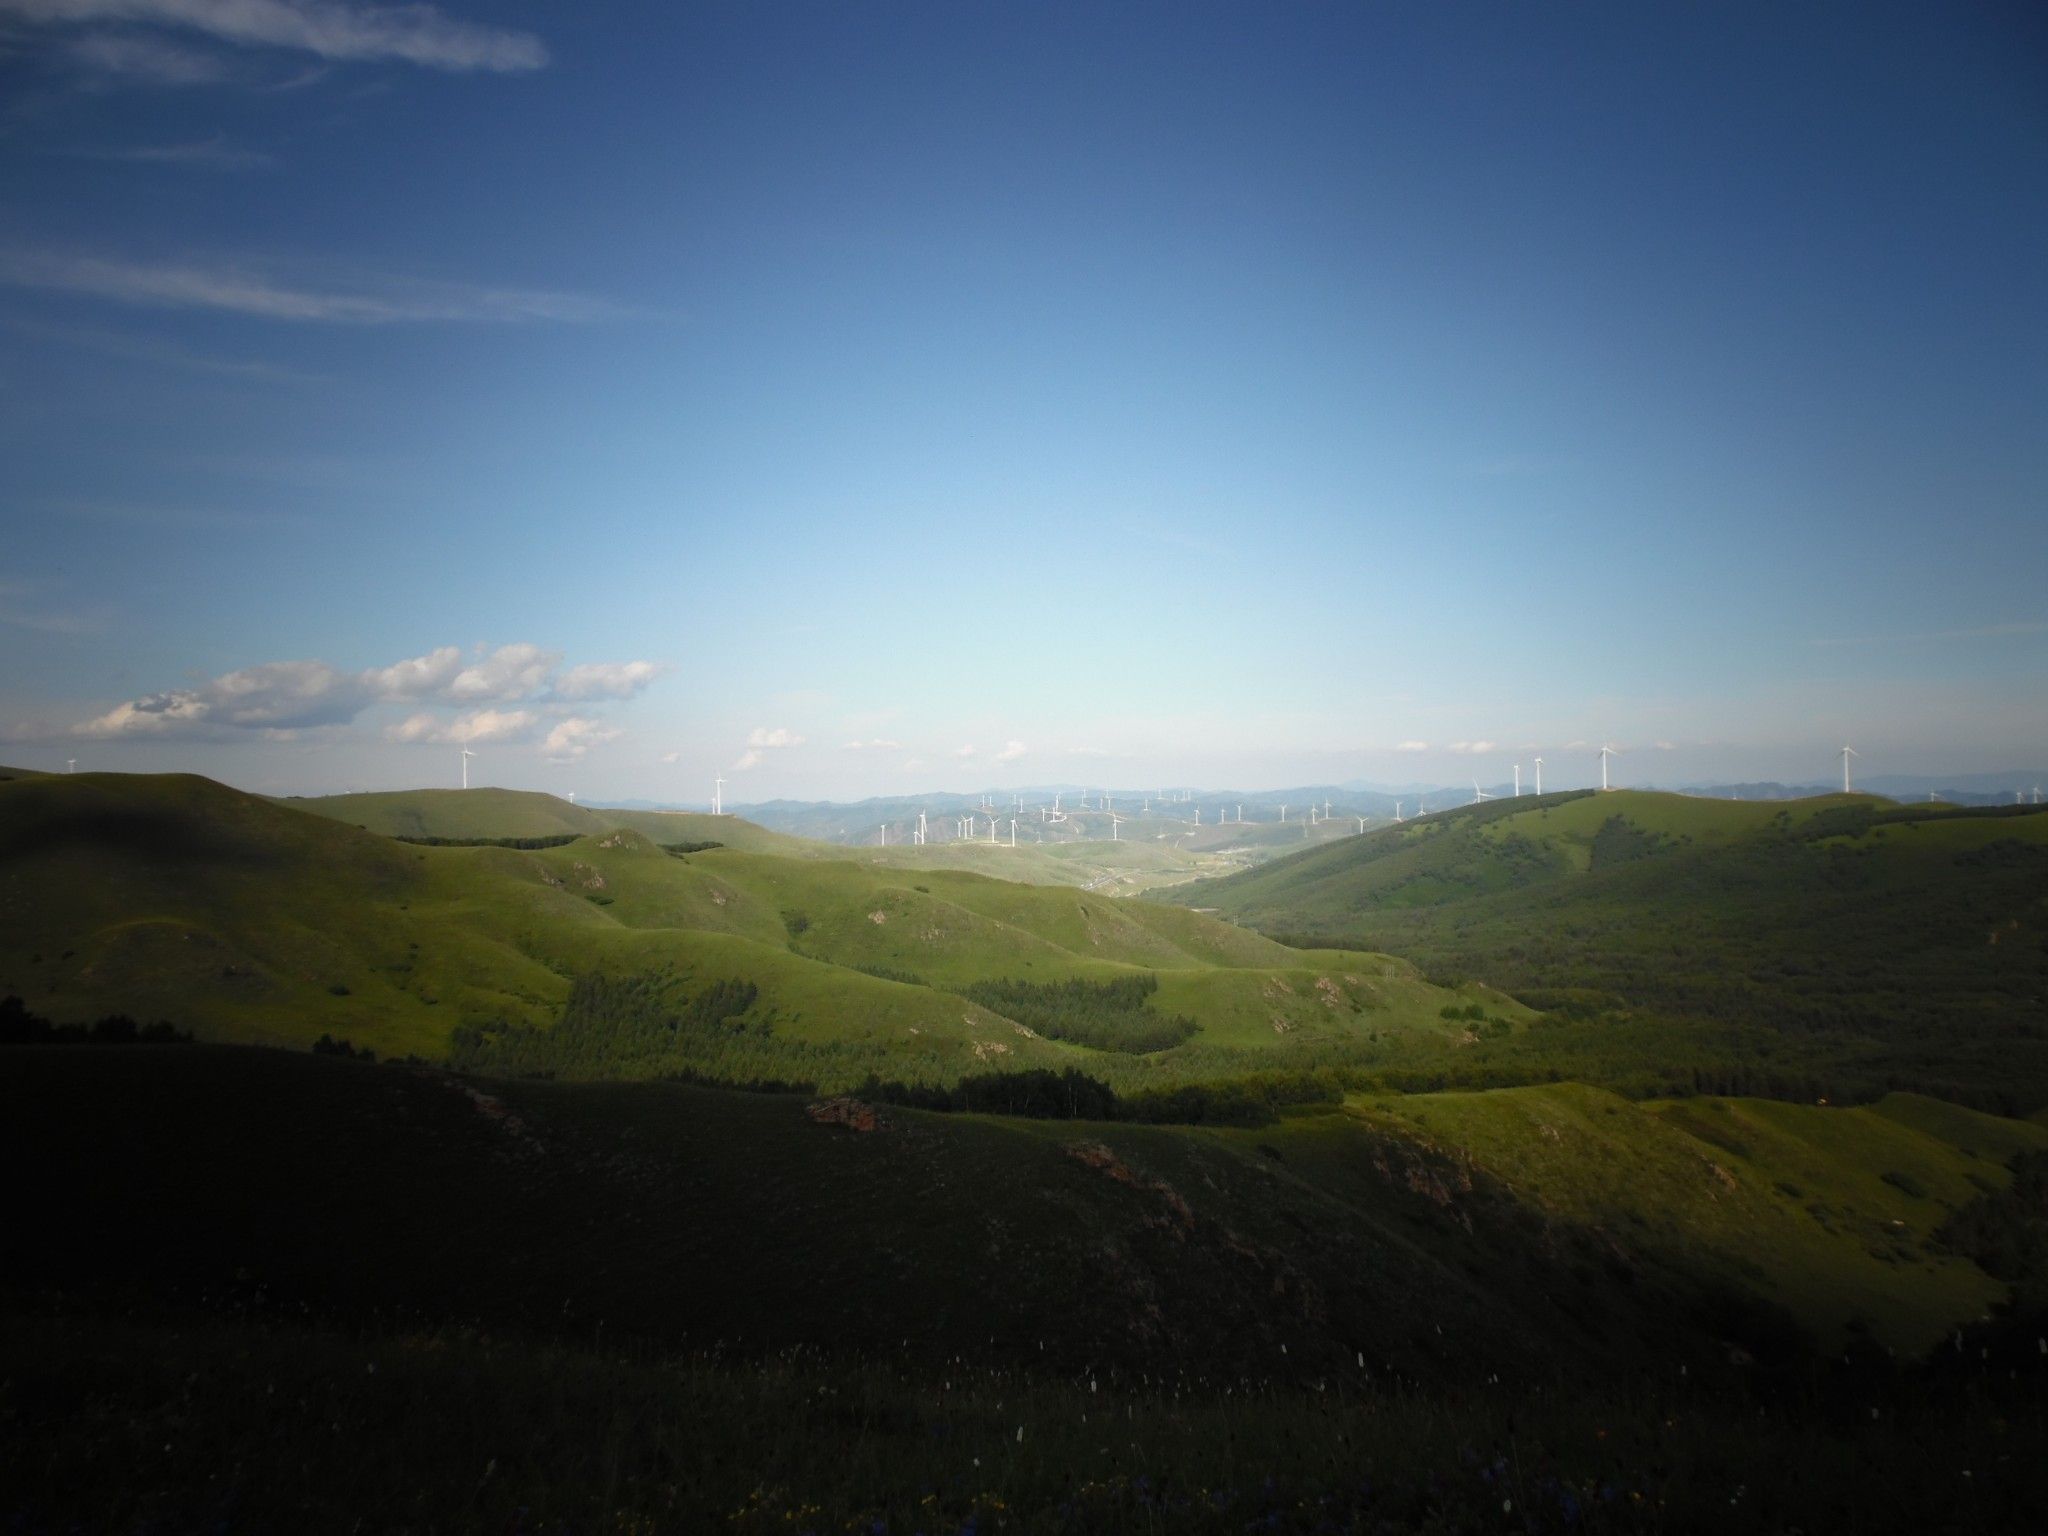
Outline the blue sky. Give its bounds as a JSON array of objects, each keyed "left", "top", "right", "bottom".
[{"left": 2, "top": 1, "right": 2043, "bottom": 801}]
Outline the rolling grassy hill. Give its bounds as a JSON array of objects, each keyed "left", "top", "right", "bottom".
[
  {"left": 0, "top": 772, "right": 1516, "bottom": 1088},
  {"left": 1174, "top": 789, "right": 2048, "bottom": 1110},
  {"left": 7, "top": 1045, "right": 2046, "bottom": 1535}
]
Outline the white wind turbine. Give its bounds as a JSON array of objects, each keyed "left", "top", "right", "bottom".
[
  {"left": 1110, "top": 811, "right": 1123, "bottom": 841},
  {"left": 713, "top": 775, "right": 725, "bottom": 816},
  {"left": 567, "top": 791, "right": 576, "bottom": 806},
  {"left": 65, "top": 758, "right": 76, "bottom": 774},
  {"left": 461, "top": 747, "right": 476, "bottom": 790},
  {"left": 1534, "top": 757, "right": 1543, "bottom": 795},
  {"left": 1598, "top": 744, "right": 1618, "bottom": 791},
  {"left": 1512, "top": 764, "right": 1521, "bottom": 797},
  {"left": 1840, "top": 745, "right": 1857, "bottom": 794},
  {"left": 1009, "top": 818, "right": 1017, "bottom": 847},
  {"left": 1472, "top": 779, "right": 1495, "bottom": 805}
]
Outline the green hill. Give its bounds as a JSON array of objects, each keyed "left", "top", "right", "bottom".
[
  {"left": 1, "top": 772, "right": 1510, "bottom": 1089},
  {"left": 1174, "top": 790, "right": 2048, "bottom": 1110}
]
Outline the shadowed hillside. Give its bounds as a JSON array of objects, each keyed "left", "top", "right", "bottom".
[{"left": 1173, "top": 791, "right": 2048, "bottom": 1110}]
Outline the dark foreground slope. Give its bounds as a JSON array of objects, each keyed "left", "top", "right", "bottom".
[
  {"left": 1176, "top": 791, "right": 2048, "bottom": 1110},
  {"left": 5, "top": 1046, "right": 2048, "bottom": 1533}
]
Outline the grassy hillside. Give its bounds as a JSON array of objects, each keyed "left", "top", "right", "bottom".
[
  {"left": 8, "top": 1046, "right": 2047, "bottom": 1534},
  {"left": 1, "top": 772, "right": 1511, "bottom": 1089},
  {"left": 1176, "top": 790, "right": 2048, "bottom": 1110}
]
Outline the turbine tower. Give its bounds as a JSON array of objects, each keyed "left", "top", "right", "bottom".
[
  {"left": 713, "top": 775, "right": 725, "bottom": 816},
  {"left": 1472, "top": 779, "right": 1495, "bottom": 804},
  {"left": 1513, "top": 764, "right": 1521, "bottom": 797},
  {"left": 65, "top": 758, "right": 76, "bottom": 774},
  {"left": 461, "top": 747, "right": 475, "bottom": 790},
  {"left": 567, "top": 791, "right": 576, "bottom": 806},
  {"left": 1840, "top": 745, "right": 1857, "bottom": 794},
  {"left": 1534, "top": 757, "right": 1543, "bottom": 795},
  {"left": 1598, "top": 744, "right": 1618, "bottom": 792}
]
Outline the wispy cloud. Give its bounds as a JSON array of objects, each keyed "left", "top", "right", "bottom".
[
  {"left": 0, "top": 577, "right": 105, "bottom": 635},
  {"left": 0, "top": 249, "right": 617, "bottom": 324},
  {"left": 0, "top": 313, "right": 320, "bottom": 381},
  {"left": 1812, "top": 621, "right": 2047, "bottom": 648},
  {"left": 1446, "top": 740, "right": 1497, "bottom": 755},
  {"left": 840, "top": 737, "right": 902, "bottom": 751},
  {"left": 1, "top": 0, "right": 548, "bottom": 74},
  {"left": 992, "top": 740, "right": 1027, "bottom": 764},
  {"left": 61, "top": 133, "right": 275, "bottom": 168},
  {"left": 950, "top": 744, "right": 978, "bottom": 760},
  {"left": 61, "top": 28, "right": 227, "bottom": 82},
  {"left": 1392, "top": 740, "right": 1429, "bottom": 753}
]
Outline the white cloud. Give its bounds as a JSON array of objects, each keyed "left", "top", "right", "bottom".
[
  {"left": 1392, "top": 740, "right": 1429, "bottom": 753},
  {"left": 360, "top": 645, "right": 462, "bottom": 699},
  {"left": 840, "top": 737, "right": 902, "bottom": 751},
  {"left": 553, "top": 659, "right": 665, "bottom": 701},
  {"left": 992, "top": 740, "right": 1027, "bottom": 764},
  {"left": 900, "top": 756, "right": 927, "bottom": 771},
  {"left": 951, "top": 744, "right": 977, "bottom": 759},
  {"left": 68, "top": 640, "right": 661, "bottom": 740},
  {"left": 1065, "top": 746, "right": 1108, "bottom": 758},
  {"left": 1446, "top": 740, "right": 1498, "bottom": 755},
  {"left": 1, "top": 0, "right": 549, "bottom": 73},
  {"left": 658, "top": 751, "right": 682, "bottom": 765},
  {"left": 449, "top": 643, "right": 559, "bottom": 701},
  {"left": 543, "top": 717, "right": 620, "bottom": 761},
  {"left": 733, "top": 725, "right": 803, "bottom": 771},
  {"left": 387, "top": 707, "right": 536, "bottom": 746},
  {"left": 0, "top": 250, "right": 615, "bottom": 324}
]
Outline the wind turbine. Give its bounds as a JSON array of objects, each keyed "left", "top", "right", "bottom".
[
  {"left": 1598, "top": 745, "right": 1618, "bottom": 792},
  {"left": 1513, "top": 764, "right": 1521, "bottom": 797},
  {"left": 1840, "top": 745, "right": 1857, "bottom": 794},
  {"left": 879, "top": 823, "right": 887, "bottom": 847},
  {"left": 1472, "top": 779, "right": 1495, "bottom": 804},
  {"left": 1110, "top": 811, "right": 1122, "bottom": 841},
  {"left": 1280, "top": 805, "right": 1288, "bottom": 822},
  {"left": 461, "top": 748, "right": 476, "bottom": 790},
  {"left": 1393, "top": 800, "right": 1404, "bottom": 822},
  {"left": 1009, "top": 818, "right": 1017, "bottom": 847},
  {"left": 65, "top": 758, "right": 76, "bottom": 774},
  {"left": 1533, "top": 757, "right": 1543, "bottom": 795},
  {"left": 713, "top": 775, "right": 725, "bottom": 816},
  {"left": 567, "top": 791, "right": 577, "bottom": 806}
]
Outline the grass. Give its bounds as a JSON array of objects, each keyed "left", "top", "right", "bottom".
[
  {"left": 0, "top": 772, "right": 1520, "bottom": 1089},
  {"left": 1174, "top": 789, "right": 2048, "bottom": 1110},
  {"left": 6, "top": 1044, "right": 2048, "bottom": 1532}
]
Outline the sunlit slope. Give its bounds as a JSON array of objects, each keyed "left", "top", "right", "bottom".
[
  {"left": 1, "top": 773, "right": 1507, "bottom": 1085},
  {"left": 1177, "top": 790, "right": 2048, "bottom": 1106},
  {"left": 1347, "top": 1085, "right": 2048, "bottom": 1351},
  {"left": 0, "top": 773, "right": 570, "bottom": 1058},
  {"left": 282, "top": 786, "right": 611, "bottom": 839}
]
